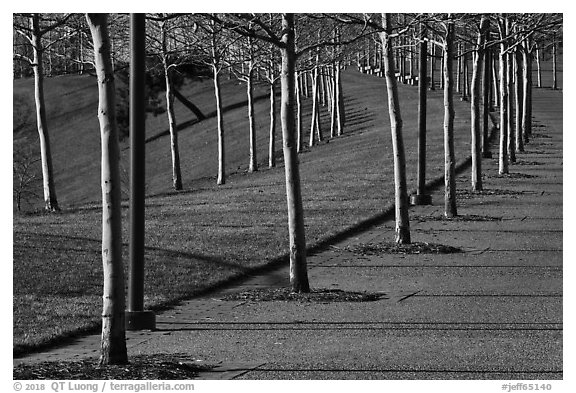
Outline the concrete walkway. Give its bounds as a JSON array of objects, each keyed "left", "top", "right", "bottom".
[{"left": 14, "top": 87, "right": 563, "bottom": 380}]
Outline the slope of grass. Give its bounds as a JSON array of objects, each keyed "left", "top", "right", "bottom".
[{"left": 13, "top": 69, "right": 475, "bottom": 355}]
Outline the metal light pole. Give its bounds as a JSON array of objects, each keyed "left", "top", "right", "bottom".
[{"left": 126, "top": 13, "right": 155, "bottom": 331}]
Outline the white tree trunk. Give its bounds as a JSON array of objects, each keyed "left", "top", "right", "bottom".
[
  {"left": 382, "top": 13, "right": 411, "bottom": 243},
  {"left": 515, "top": 49, "right": 524, "bottom": 152},
  {"left": 329, "top": 64, "right": 337, "bottom": 138},
  {"left": 31, "top": 14, "right": 59, "bottom": 212},
  {"left": 247, "top": 67, "right": 258, "bottom": 172},
  {"left": 165, "top": 70, "right": 182, "bottom": 190},
  {"left": 552, "top": 35, "right": 557, "bottom": 90},
  {"left": 295, "top": 72, "right": 303, "bottom": 153},
  {"left": 498, "top": 31, "right": 509, "bottom": 174},
  {"left": 470, "top": 17, "right": 488, "bottom": 191},
  {"left": 269, "top": 82, "right": 276, "bottom": 168},
  {"left": 507, "top": 49, "right": 516, "bottom": 163},
  {"left": 336, "top": 63, "right": 345, "bottom": 135},
  {"left": 162, "top": 21, "right": 182, "bottom": 190},
  {"left": 522, "top": 45, "right": 532, "bottom": 144},
  {"left": 214, "top": 67, "right": 225, "bottom": 185},
  {"left": 309, "top": 67, "right": 319, "bottom": 147},
  {"left": 280, "top": 13, "right": 310, "bottom": 293},
  {"left": 86, "top": 12, "right": 128, "bottom": 366},
  {"left": 535, "top": 44, "right": 542, "bottom": 88},
  {"left": 492, "top": 54, "right": 500, "bottom": 108}
]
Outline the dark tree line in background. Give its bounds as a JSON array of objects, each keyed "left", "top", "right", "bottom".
[{"left": 13, "top": 13, "right": 562, "bottom": 365}]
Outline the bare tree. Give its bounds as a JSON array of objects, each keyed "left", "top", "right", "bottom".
[
  {"left": 470, "top": 16, "right": 489, "bottom": 191},
  {"left": 258, "top": 23, "right": 281, "bottom": 168},
  {"left": 147, "top": 13, "right": 184, "bottom": 190},
  {"left": 13, "top": 146, "right": 41, "bottom": 212},
  {"left": 86, "top": 12, "right": 128, "bottom": 366},
  {"left": 514, "top": 45, "right": 524, "bottom": 153},
  {"left": 191, "top": 16, "right": 236, "bottom": 185},
  {"left": 521, "top": 39, "right": 533, "bottom": 145},
  {"left": 280, "top": 14, "right": 310, "bottom": 292},
  {"left": 13, "top": 13, "right": 72, "bottom": 211},
  {"left": 498, "top": 14, "right": 510, "bottom": 175},
  {"left": 381, "top": 13, "right": 411, "bottom": 243}
]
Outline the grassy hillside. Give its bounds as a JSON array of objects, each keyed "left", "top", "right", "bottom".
[
  {"left": 13, "top": 73, "right": 273, "bottom": 208},
  {"left": 13, "top": 68, "right": 477, "bottom": 355}
]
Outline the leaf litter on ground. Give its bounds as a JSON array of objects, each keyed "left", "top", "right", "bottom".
[
  {"left": 14, "top": 354, "right": 214, "bottom": 380},
  {"left": 222, "top": 287, "right": 388, "bottom": 302},
  {"left": 342, "top": 242, "right": 462, "bottom": 256}
]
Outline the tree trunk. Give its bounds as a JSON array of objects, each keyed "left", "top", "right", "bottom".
[
  {"left": 440, "top": 49, "right": 445, "bottom": 89},
  {"left": 309, "top": 68, "right": 318, "bottom": 147},
  {"left": 280, "top": 13, "right": 310, "bottom": 293},
  {"left": 470, "top": 17, "right": 488, "bottom": 192},
  {"left": 552, "top": 34, "right": 557, "bottom": 90},
  {"left": 535, "top": 43, "right": 542, "bottom": 88},
  {"left": 507, "top": 49, "right": 516, "bottom": 163},
  {"left": 443, "top": 18, "right": 458, "bottom": 217},
  {"left": 492, "top": 52, "right": 500, "bottom": 108},
  {"left": 214, "top": 67, "right": 225, "bottom": 185},
  {"left": 498, "top": 27, "right": 509, "bottom": 174},
  {"left": 522, "top": 44, "right": 532, "bottom": 143},
  {"left": 309, "top": 65, "right": 323, "bottom": 147},
  {"left": 161, "top": 21, "right": 182, "bottom": 191},
  {"left": 336, "top": 63, "right": 345, "bottom": 135},
  {"left": 31, "top": 14, "right": 59, "bottom": 212},
  {"left": 295, "top": 72, "right": 303, "bottom": 153},
  {"left": 86, "top": 12, "right": 128, "bottom": 366},
  {"left": 269, "top": 81, "right": 276, "bottom": 168},
  {"left": 247, "top": 67, "right": 257, "bottom": 172},
  {"left": 482, "top": 41, "right": 492, "bottom": 157},
  {"left": 429, "top": 40, "right": 436, "bottom": 90},
  {"left": 462, "top": 52, "right": 469, "bottom": 101},
  {"left": 456, "top": 42, "right": 462, "bottom": 93},
  {"left": 319, "top": 66, "right": 326, "bottom": 106},
  {"left": 382, "top": 13, "right": 411, "bottom": 243},
  {"left": 515, "top": 49, "right": 524, "bottom": 152},
  {"left": 165, "top": 71, "right": 182, "bottom": 190},
  {"left": 329, "top": 63, "right": 337, "bottom": 138},
  {"left": 399, "top": 32, "right": 406, "bottom": 83}
]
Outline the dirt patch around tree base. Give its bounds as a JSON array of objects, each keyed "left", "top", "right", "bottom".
[
  {"left": 510, "top": 160, "right": 543, "bottom": 166},
  {"left": 491, "top": 172, "right": 538, "bottom": 179},
  {"left": 344, "top": 242, "right": 462, "bottom": 256},
  {"left": 412, "top": 214, "right": 503, "bottom": 222},
  {"left": 457, "top": 188, "right": 527, "bottom": 199},
  {"left": 222, "top": 288, "right": 388, "bottom": 302},
  {"left": 13, "top": 354, "right": 213, "bottom": 380}
]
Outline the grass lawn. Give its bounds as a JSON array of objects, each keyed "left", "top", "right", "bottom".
[{"left": 13, "top": 69, "right": 475, "bottom": 356}]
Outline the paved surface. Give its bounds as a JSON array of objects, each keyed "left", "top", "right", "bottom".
[{"left": 14, "top": 87, "right": 563, "bottom": 380}]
